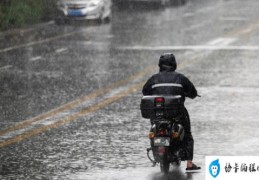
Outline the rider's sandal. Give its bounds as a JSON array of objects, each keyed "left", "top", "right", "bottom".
[{"left": 186, "top": 163, "right": 201, "bottom": 172}]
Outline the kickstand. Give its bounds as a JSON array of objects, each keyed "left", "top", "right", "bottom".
[
  {"left": 147, "top": 148, "right": 157, "bottom": 167},
  {"left": 152, "top": 162, "right": 157, "bottom": 167}
]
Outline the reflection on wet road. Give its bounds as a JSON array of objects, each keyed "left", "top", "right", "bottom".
[{"left": 1, "top": 0, "right": 259, "bottom": 179}]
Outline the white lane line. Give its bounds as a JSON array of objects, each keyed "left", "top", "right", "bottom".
[
  {"left": 0, "top": 31, "right": 76, "bottom": 54},
  {"left": 29, "top": 56, "right": 42, "bottom": 61},
  {"left": 207, "top": 38, "right": 237, "bottom": 46},
  {"left": 220, "top": 17, "right": 247, "bottom": 21},
  {"left": 0, "top": 65, "right": 12, "bottom": 71},
  {"left": 119, "top": 37, "right": 239, "bottom": 52},
  {"left": 183, "top": 22, "right": 209, "bottom": 31},
  {"left": 55, "top": 48, "right": 68, "bottom": 53},
  {"left": 207, "top": 38, "right": 226, "bottom": 46},
  {"left": 117, "top": 45, "right": 259, "bottom": 51}
]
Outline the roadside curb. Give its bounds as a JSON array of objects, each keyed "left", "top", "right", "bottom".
[{"left": 0, "top": 20, "right": 55, "bottom": 37}]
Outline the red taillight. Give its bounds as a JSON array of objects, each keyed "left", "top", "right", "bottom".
[
  {"left": 158, "top": 129, "right": 167, "bottom": 136},
  {"left": 155, "top": 97, "right": 165, "bottom": 103}
]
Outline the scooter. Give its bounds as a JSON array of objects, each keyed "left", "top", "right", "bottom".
[{"left": 140, "top": 95, "right": 185, "bottom": 173}]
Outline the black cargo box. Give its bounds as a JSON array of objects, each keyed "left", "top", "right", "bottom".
[{"left": 140, "top": 95, "right": 184, "bottom": 119}]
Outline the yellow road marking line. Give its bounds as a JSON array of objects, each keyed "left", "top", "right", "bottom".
[
  {"left": 4, "top": 17, "right": 256, "bottom": 146},
  {"left": 0, "top": 54, "right": 200, "bottom": 138},
  {"left": 0, "top": 82, "right": 144, "bottom": 148},
  {"left": 0, "top": 65, "right": 156, "bottom": 137},
  {"left": 0, "top": 49, "right": 203, "bottom": 148},
  {"left": 2, "top": 17, "right": 259, "bottom": 148}
]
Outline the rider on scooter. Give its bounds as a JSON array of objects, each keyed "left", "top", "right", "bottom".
[{"left": 142, "top": 53, "right": 201, "bottom": 171}]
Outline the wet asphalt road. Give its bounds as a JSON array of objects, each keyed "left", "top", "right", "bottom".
[{"left": 1, "top": 0, "right": 259, "bottom": 179}]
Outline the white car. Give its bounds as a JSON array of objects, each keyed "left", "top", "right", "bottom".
[{"left": 55, "top": 0, "right": 112, "bottom": 24}]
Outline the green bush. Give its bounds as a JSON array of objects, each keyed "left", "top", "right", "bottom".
[
  {"left": 0, "top": 3, "right": 6, "bottom": 28},
  {"left": 0, "top": 0, "right": 57, "bottom": 30}
]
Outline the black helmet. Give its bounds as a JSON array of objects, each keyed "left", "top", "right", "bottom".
[{"left": 158, "top": 53, "right": 177, "bottom": 71}]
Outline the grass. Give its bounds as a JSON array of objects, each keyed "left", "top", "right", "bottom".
[{"left": 0, "top": 0, "right": 57, "bottom": 30}]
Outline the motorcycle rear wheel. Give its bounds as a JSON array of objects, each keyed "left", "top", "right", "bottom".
[{"left": 160, "top": 161, "right": 170, "bottom": 174}]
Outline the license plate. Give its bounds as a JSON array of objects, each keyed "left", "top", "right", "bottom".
[
  {"left": 154, "top": 137, "right": 170, "bottom": 146},
  {"left": 68, "top": 10, "right": 84, "bottom": 17}
]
